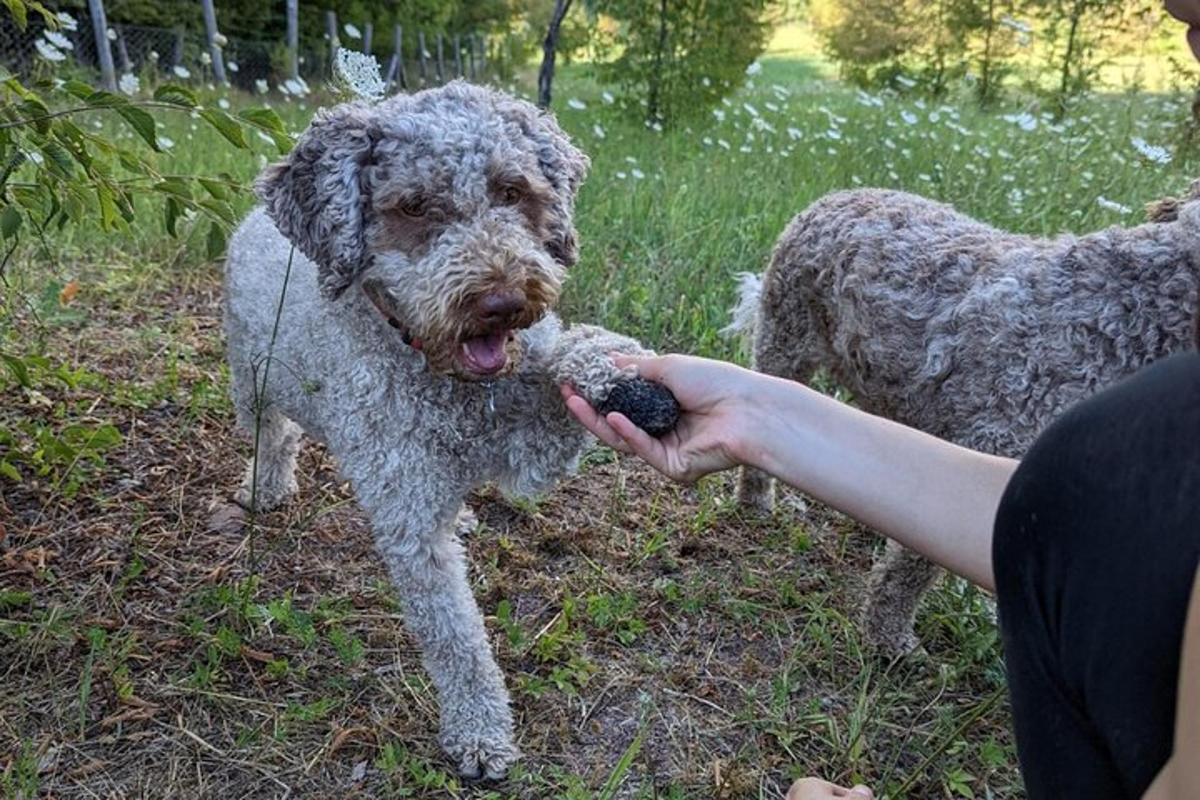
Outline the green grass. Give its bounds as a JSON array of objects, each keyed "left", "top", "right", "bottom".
[{"left": 2, "top": 37, "right": 1197, "bottom": 800}]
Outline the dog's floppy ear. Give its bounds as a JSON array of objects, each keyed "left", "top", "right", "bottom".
[
  {"left": 494, "top": 96, "right": 590, "bottom": 269},
  {"left": 256, "top": 102, "right": 380, "bottom": 299}
]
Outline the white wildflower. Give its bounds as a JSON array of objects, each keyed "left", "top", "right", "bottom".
[
  {"left": 34, "top": 39, "right": 65, "bottom": 62},
  {"left": 157, "top": 136, "right": 175, "bottom": 150},
  {"left": 825, "top": 128, "right": 842, "bottom": 141},
  {"left": 213, "top": 32, "right": 228, "bottom": 47},
  {"left": 712, "top": 108, "right": 725, "bottom": 122},
  {"left": 765, "top": 102, "right": 779, "bottom": 112},
  {"left": 702, "top": 136, "right": 713, "bottom": 146},
  {"left": 742, "top": 103, "right": 759, "bottom": 117},
  {"left": 566, "top": 97, "right": 586, "bottom": 110},
  {"left": 118, "top": 72, "right": 139, "bottom": 95},
  {"left": 148, "top": 50, "right": 159, "bottom": 62},
  {"left": 1003, "top": 112, "right": 1037, "bottom": 131},
  {"left": 1130, "top": 136, "right": 1171, "bottom": 165},
  {"left": 56, "top": 11, "right": 78, "bottom": 31},
  {"left": 700, "top": 76, "right": 711, "bottom": 88},
  {"left": 173, "top": 65, "right": 191, "bottom": 79},
  {"left": 592, "top": 123, "right": 605, "bottom": 139},
  {"left": 227, "top": 61, "right": 239, "bottom": 72},
  {"left": 1096, "top": 196, "right": 1131, "bottom": 214},
  {"left": 895, "top": 75, "right": 916, "bottom": 89},
  {"left": 740, "top": 145, "right": 753, "bottom": 153},
  {"left": 218, "top": 97, "right": 231, "bottom": 109},
  {"left": 601, "top": 91, "right": 615, "bottom": 104},
  {"left": 616, "top": 171, "right": 627, "bottom": 180},
  {"left": 333, "top": 49, "right": 382, "bottom": 101},
  {"left": 27, "top": 151, "right": 43, "bottom": 165},
  {"left": 200, "top": 51, "right": 212, "bottom": 65},
  {"left": 257, "top": 131, "right": 274, "bottom": 144},
  {"left": 44, "top": 30, "right": 72, "bottom": 50},
  {"left": 900, "top": 110, "right": 918, "bottom": 125},
  {"left": 343, "top": 23, "right": 362, "bottom": 39},
  {"left": 631, "top": 168, "right": 645, "bottom": 179},
  {"left": 106, "top": 27, "right": 117, "bottom": 41},
  {"left": 255, "top": 78, "right": 269, "bottom": 94},
  {"left": 786, "top": 127, "right": 802, "bottom": 140},
  {"left": 918, "top": 173, "right": 932, "bottom": 182},
  {"left": 717, "top": 138, "right": 731, "bottom": 150},
  {"left": 745, "top": 61, "right": 762, "bottom": 76}
]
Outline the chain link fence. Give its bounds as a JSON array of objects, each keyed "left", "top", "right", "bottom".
[{"left": 0, "top": 9, "right": 513, "bottom": 94}]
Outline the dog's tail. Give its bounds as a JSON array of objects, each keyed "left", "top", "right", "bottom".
[{"left": 721, "top": 272, "right": 764, "bottom": 345}]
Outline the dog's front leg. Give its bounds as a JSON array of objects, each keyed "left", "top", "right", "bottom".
[
  {"left": 370, "top": 501, "right": 516, "bottom": 780},
  {"left": 544, "top": 322, "right": 679, "bottom": 437}
]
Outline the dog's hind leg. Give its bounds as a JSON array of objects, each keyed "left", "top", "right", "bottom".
[
  {"left": 230, "top": 364, "right": 302, "bottom": 511},
  {"left": 734, "top": 273, "right": 821, "bottom": 514},
  {"left": 863, "top": 539, "right": 942, "bottom": 656}
]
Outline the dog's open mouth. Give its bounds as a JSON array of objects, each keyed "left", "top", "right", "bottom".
[{"left": 458, "top": 330, "right": 515, "bottom": 376}]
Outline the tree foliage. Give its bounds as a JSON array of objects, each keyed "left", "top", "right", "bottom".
[
  {"left": 593, "top": 0, "right": 775, "bottom": 125},
  {"left": 811, "top": 0, "right": 1163, "bottom": 103}
]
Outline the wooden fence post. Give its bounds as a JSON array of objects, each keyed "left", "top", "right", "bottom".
[
  {"left": 475, "top": 34, "right": 486, "bottom": 79},
  {"left": 417, "top": 31, "right": 428, "bottom": 84},
  {"left": 286, "top": 0, "right": 299, "bottom": 80},
  {"left": 200, "top": 0, "right": 227, "bottom": 84},
  {"left": 453, "top": 34, "right": 463, "bottom": 78},
  {"left": 86, "top": 0, "right": 117, "bottom": 91},
  {"left": 435, "top": 32, "right": 444, "bottom": 83},
  {"left": 363, "top": 22, "right": 373, "bottom": 54},
  {"left": 326, "top": 9, "right": 339, "bottom": 72},
  {"left": 468, "top": 35, "right": 476, "bottom": 80}
]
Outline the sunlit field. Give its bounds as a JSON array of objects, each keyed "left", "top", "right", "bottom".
[{"left": 2, "top": 25, "right": 1197, "bottom": 799}]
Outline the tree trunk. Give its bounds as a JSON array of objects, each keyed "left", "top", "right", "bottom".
[
  {"left": 647, "top": 0, "right": 669, "bottom": 123},
  {"left": 537, "top": 0, "right": 574, "bottom": 109},
  {"left": 979, "top": 0, "right": 995, "bottom": 103},
  {"left": 1059, "top": 0, "right": 1084, "bottom": 99}
]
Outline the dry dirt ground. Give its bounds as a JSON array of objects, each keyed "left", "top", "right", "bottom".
[{"left": 1, "top": 270, "right": 1018, "bottom": 799}]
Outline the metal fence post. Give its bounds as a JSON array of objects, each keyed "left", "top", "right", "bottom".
[
  {"left": 286, "top": 0, "right": 299, "bottom": 80},
  {"left": 200, "top": 0, "right": 227, "bottom": 84},
  {"left": 454, "top": 34, "right": 462, "bottom": 78},
  {"left": 115, "top": 26, "right": 132, "bottom": 73},
  {"left": 363, "top": 22, "right": 373, "bottom": 54},
  {"left": 86, "top": 0, "right": 117, "bottom": 91},
  {"left": 385, "top": 24, "right": 405, "bottom": 90},
  {"left": 435, "top": 32, "right": 445, "bottom": 83},
  {"left": 326, "top": 9, "right": 339, "bottom": 72},
  {"left": 417, "top": 31, "right": 427, "bottom": 84}
]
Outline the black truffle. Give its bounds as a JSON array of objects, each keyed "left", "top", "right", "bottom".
[{"left": 596, "top": 378, "right": 681, "bottom": 438}]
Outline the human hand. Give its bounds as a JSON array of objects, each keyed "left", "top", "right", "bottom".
[
  {"left": 1165, "top": 0, "right": 1200, "bottom": 60},
  {"left": 786, "top": 777, "right": 873, "bottom": 800},
  {"left": 559, "top": 352, "right": 760, "bottom": 483}
]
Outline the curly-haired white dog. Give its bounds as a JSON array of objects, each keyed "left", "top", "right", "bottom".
[
  {"left": 729, "top": 186, "right": 1200, "bottom": 655},
  {"left": 224, "top": 82, "right": 673, "bottom": 779}
]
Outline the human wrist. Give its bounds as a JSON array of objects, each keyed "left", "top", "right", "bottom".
[{"left": 724, "top": 371, "right": 803, "bottom": 472}]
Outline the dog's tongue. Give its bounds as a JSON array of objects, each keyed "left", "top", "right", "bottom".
[{"left": 461, "top": 332, "right": 508, "bottom": 374}]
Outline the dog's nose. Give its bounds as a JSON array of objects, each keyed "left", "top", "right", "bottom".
[{"left": 477, "top": 289, "right": 527, "bottom": 322}]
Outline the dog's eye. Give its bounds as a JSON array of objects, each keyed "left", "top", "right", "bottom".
[
  {"left": 399, "top": 198, "right": 428, "bottom": 218},
  {"left": 499, "top": 185, "right": 523, "bottom": 206}
]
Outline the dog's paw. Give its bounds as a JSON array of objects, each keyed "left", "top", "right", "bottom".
[
  {"left": 440, "top": 729, "right": 519, "bottom": 781},
  {"left": 862, "top": 620, "right": 922, "bottom": 659},
  {"left": 233, "top": 478, "right": 297, "bottom": 513},
  {"left": 595, "top": 378, "right": 680, "bottom": 438},
  {"left": 454, "top": 506, "right": 480, "bottom": 538}
]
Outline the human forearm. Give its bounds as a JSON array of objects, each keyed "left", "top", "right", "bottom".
[{"left": 735, "top": 374, "right": 1015, "bottom": 591}]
